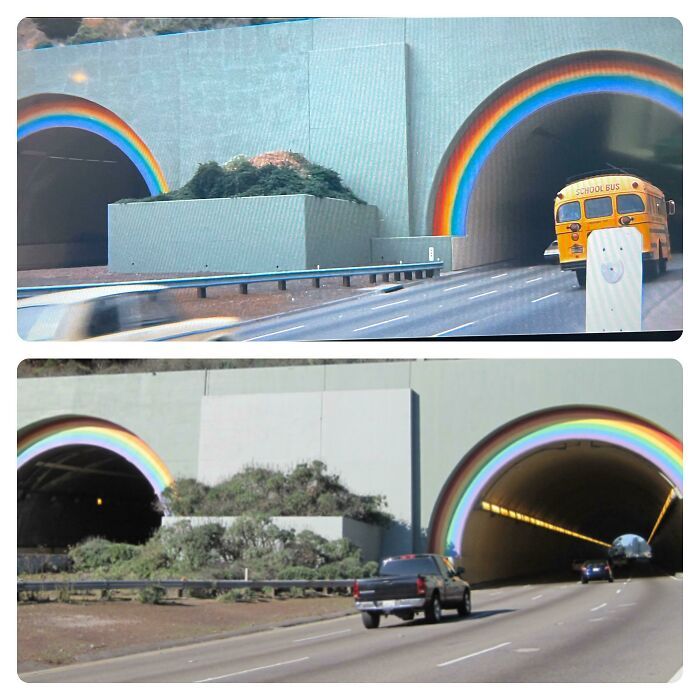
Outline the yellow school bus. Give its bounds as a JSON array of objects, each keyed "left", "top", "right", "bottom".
[{"left": 554, "top": 174, "right": 675, "bottom": 287}]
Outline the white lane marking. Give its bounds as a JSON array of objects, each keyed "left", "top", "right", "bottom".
[
  {"left": 668, "top": 574, "right": 681, "bottom": 581},
  {"left": 242, "top": 325, "right": 305, "bottom": 341},
  {"left": 352, "top": 315, "right": 408, "bottom": 332},
  {"left": 438, "top": 642, "right": 511, "bottom": 668},
  {"left": 531, "top": 594, "right": 543, "bottom": 600},
  {"left": 515, "top": 648, "right": 540, "bottom": 653},
  {"left": 590, "top": 603, "right": 607, "bottom": 612},
  {"left": 444, "top": 283, "right": 469, "bottom": 291},
  {"left": 589, "top": 617, "right": 605, "bottom": 622},
  {"left": 431, "top": 321, "right": 476, "bottom": 337},
  {"left": 491, "top": 272, "right": 508, "bottom": 279},
  {"left": 370, "top": 299, "right": 409, "bottom": 310},
  {"left": 616, "top": 589, "right": 622, "bottom": 594},
  {"left": 197, "top": 656, "right": 309, "bottom": 682},
  {"left": 469, "top": 289, "right": 498, "bottom": 300},
  {"left": 531, "top": 292, "right": 559, "bottom": 303},
  {"left": 525, "top": 277, "right": 543, "bottom": 284},
  {"left": 626, "top": 578, "right": 632, "bottom": 583},
  {"left": 293, "top": 629, "right": 351, "bottom": 643}
]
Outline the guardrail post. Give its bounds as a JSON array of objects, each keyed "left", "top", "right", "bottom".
[
  {"left": 239, "top": 283, "right": 248, "bottom": 295},
  {"left": 197, "top": 287, "right": 207, "bottom": 299},
  {"left": 312, "top": 278, "right": 320, "bottom": 288},
  {"left": 278, "top": 280, "right": 287, "bottom": 291},
  {"left": 369, "top": 273, "right": 377, "bottom": 284},
  {"left": 342, "top": 276, "right": 351, "bottom": 287}
]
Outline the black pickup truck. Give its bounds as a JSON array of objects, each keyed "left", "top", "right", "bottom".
[{"left": 352, "top": 553, "right": 471, "bottom": 629}]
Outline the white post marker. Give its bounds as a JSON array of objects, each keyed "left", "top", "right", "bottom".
[{"left": 586, "top": 227, "right": 642, "bottom": 333}]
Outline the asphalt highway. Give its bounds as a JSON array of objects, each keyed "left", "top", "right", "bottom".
[
  {"left": 228, "top": 254, "right": 682, "bottom": 340},
  {"left": 21, "top": 573, "right": 682, "bottom": 682}
]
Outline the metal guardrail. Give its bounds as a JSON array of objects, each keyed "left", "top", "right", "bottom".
[
  {"left": 17, "top": 262, "right": 443, "bottom": 299},
  {"left": 17, "top": 578, "right": 354, "bottom": 594}
]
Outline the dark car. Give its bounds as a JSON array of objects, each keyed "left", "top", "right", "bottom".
[
  {"left": 353, "top": 553, "right": 471, "bottom": 629},
  {"left": 580, "top": 559, "right": 614, "bottom": 583}
]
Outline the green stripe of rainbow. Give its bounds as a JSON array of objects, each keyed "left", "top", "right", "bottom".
[
  {"left": 432, "top": 53, "right": 682, "bottom": 236},
  {"left": 17, "top": 417, "right": 174, "bottom": 496},
  {"left": 18, "top": 95, "right": 168, "bottom": 195},
  {"left": 428, "top": 407, "right": 682, "bottom": 557}
]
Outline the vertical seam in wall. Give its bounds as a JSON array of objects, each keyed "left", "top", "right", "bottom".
[{"left": 306, "top": 49, "right": 312, "bottom": 157}]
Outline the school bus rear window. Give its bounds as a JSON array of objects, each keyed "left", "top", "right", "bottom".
[
  {"left": 584, "top": 196, "right": 612, "bottom": 218},
  {"left": 556, "top": 201, "right": 581, "bottom": 223},
  {"left": 617, "top": 193, "right": 645, "bottom": 214}
]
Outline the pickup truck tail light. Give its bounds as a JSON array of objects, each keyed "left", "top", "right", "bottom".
[
  {"left": 352, "top": 580, "right": 360, "bottom": 600},
  {"left": 416, "top": 576, "right": 427, "bottom": 596}
]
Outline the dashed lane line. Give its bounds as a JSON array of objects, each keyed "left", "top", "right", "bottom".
[
  {"left": 590, "top": 603, "right": 607, "bottom": 612},
  {"left": 293, "top": 629, "right": 351, "bottom": 643},
  {"left": 443, "top": 283, "right": 469, "bottom": 292},
  {"left": 531, "top": 292, "right": 559, "bottom": 303},
  {"left": 469, "top": 290, "right": 498, "bottom": 300},
  {"left": 196, "top": 656, "right": 310, "bottom": 682},
  {"left": 431, "top": 321, "right": 477, "bottom": 337},
  {"left": 242, "top": 325, "right": 305, "bottom": 341},
  {"left": 370, "top": 299, "right": 409, "bottom": 310},
  {"left": 352, "top": 315, "right": 409, "bottom": 333},
  {"left": 525, "top": 277, "right": 543, "bottom": 284},
  {"left": 438, "top": 642, "right": 511, "bottom": 668},
  {"left": 491, "top": 273, "right": 509, "bottom": 279}
]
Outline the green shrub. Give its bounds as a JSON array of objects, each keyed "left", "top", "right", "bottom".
[
  {"left": 219, "top": 588, "right": 253, "bottom": 603},
  {"left": 69, "top": 538, "right": 140, "bottom": 572},
  {"left": 138, "top": 586, "right": 166, "bottom": 604}
]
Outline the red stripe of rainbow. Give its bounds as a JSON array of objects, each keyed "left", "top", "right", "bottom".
[
  {"left": 432, "top": 54, "right": 683, "bottom": 236},
  {"left": 428, "top": 407, "right": 682, "bottom": 557},
  {"left": 18, "top": 96, "right": 169, "bottom": 195},
  {"left": 17, "top": 417, "right": 174, "bottom": 497}
]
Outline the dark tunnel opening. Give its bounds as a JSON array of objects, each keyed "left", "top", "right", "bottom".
[
  {"left": 18, "top": 127, "right": 150, "bottom": 271},
  {"left": 17, "top": 445, "right": 162, "bottom": 550},
  {"left": 465, "top": 92, "right": 682, "bottom": 266},
  {"left": 459, "top": 441, "right": 682, "bottom": 584}
]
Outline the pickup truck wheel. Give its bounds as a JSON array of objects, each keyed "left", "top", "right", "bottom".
[
  {"left": 361, "top": 611, "right": 380, "bottom": 629},
  {"left": 457, "top": 591, "right": 471, "bottom": 617},
  {"left": 425, "top": 594, "right": 442, "bottom": 624}
]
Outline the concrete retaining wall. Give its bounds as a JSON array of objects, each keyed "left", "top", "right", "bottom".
[{"left": 108, "top": 195, "right": 378, "bottom": 273}]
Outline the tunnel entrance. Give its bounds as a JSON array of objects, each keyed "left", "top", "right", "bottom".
[
  {"left": 17, "top": 444, "right": 162, "bottom": 549},
  {"left": 18, "top": 94, "right": 158, "bottom": 271},
  {"left": 428, "top": 408, "right": 682, "bottom": 584},
  {"left": 468, "top": 93, "right": 682, "bottom": 264},
  {"left": 460, "top": 440, "right": 682, "bottom": 582},
  {"left": 430, "top": 51, "right": 683, "bottom": 268},
  {"left": 18, "top": 128, "right": 150, "bottom": 270}
]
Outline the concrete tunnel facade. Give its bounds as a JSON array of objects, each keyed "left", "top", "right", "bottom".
[
  {"left": 17, "top": 362, "right": 683, "bottom": 582},
  {"left": 17, "top": 19, "right": 682, "bottom": 271}
]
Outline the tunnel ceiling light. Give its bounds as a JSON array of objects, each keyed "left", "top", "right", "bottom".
[
  {"left": 481, "top": 500, "right": 611, "bottom": 548},
  {"left": 647, "top": 488, "right": 676, "bottom": 544}
]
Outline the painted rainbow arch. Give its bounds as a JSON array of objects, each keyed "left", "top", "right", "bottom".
[
  {"left": 428, "top": 407, "right": 683, "bottom": 558},
  {"left": 17, "top": 416, "right": 174, "bottom": 498},
  {"left": 432, "top": 51, "right": 683, "bottom": 237},
  {"left": 17, "top": 94, "right": 168, "bottom": 195}
]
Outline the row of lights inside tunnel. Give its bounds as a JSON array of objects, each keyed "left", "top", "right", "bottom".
[{"left": 481, "top": 483, "right": 677, "bottom": 552}]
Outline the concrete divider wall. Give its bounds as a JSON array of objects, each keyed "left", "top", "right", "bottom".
[
  {"left": 162, "top": 515, "right": 382, "bottom": 563},
  {"left": 108, "top": 195, "right": 377, "bottom": 273}
]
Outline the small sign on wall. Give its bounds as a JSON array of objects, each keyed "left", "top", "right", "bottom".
[
  {"left": 428, "top": 246, "right": 434, "bottom": 262},
  {"left": 586, "top": 227, "right": 642, "bottom": 333}
]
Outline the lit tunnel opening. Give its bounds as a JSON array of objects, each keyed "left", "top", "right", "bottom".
[
  {"left": 465, "top": 92, "right": 682, "bottom": 266},
  {"left": 458, "top": 440, "right": 682, "bottom": 583},
  {"left": 18, "top": 95, "right": 152, "bottom": 271},
  {"left": 17, "top": 444, "right": 162, "bottom": 550}
]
